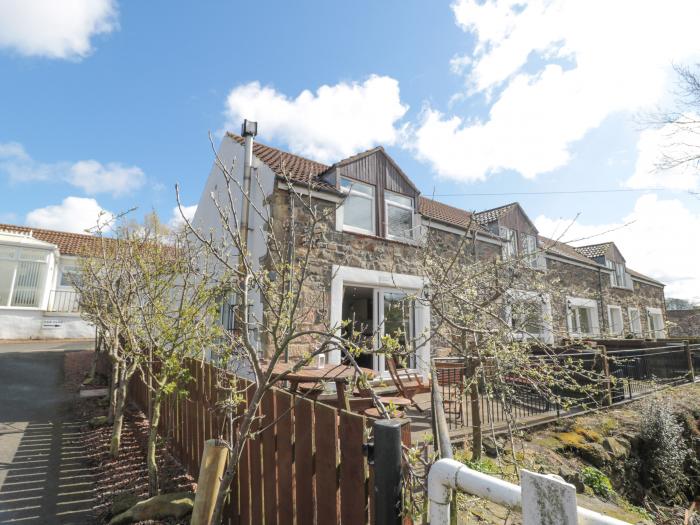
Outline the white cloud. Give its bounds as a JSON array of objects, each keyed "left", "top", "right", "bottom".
[
  {"left": 168, "top": 204, "right": 197, "bottom": 230},
  {"left": 224, "top": 75, "right": 408, "bottom": 163},
  {"left": 26, "top": 196, "right": 113, "bottom": 234},
  {"left": 67, "top": 160, "right": 145, "bottom": 196},
  {"left": 626, "top": 117, "right": 700, "bottom": 191},
  {"left": 0, "top": 0, "right": 118, "bottom": 59},
  {"left": 412, "top": 0, "right": 700, "bottom": 182},
  {"left": 0, "top": 142, "right": 144, "bottom": 196},
  {"left": 534, "top": 194, "right": 700, "bottom": 302}
]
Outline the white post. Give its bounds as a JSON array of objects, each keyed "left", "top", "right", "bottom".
[{"left": 427, "top": 458, "right": 632, "bottom": 525}]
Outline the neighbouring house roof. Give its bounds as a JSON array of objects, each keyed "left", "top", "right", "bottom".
[
  {"left": 539, "top": 236, "right": 607, "bottom": 267},
  {"left": 419, "top": 197, "right": 488, "bottom": 233},
  {"left": 626, "top": 267, "right": 665, "bottom": 286},
  {"left": 473, "top": 203, "right": 519, "bottom": 224},
  {"left": 574, "top": 242, "right": 613, "bottom": 259},
  {"left": 0, "top": 223, "right": 100, "bottom": 256}
]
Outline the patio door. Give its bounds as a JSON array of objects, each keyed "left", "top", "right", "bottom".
[{"left": 374, "top": 289, "right": 415, "bottom": 375}]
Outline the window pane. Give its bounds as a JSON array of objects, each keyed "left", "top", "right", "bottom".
[
  {"left": 11, "top": 261, "right": 44, "bottom": 307},
  {"left": 343, "top": 193, "right": 374, "bottom": 232},
  {"left": 0, "top": 260, "right": 15, "bottom": 306},
  {"left": 387, "top": 204, "right": 412, "bottom": 238},
  {"left": 577, "top": 307, "right": 591, "bottom": 334},
  {"left": 341, "top": 177, "right": 374, "bottom": 196},
  {"left": 60, "top": 266, "right": 80, "bottom": 287},
  {"left": 0, "top": 246, "right": 16, "bottom": 259},
  {"left": 19, "top": 248, "right": 47, "bottom": 262},
  {"left": 386, "top": 191, "right": 412, "bottom": 208}
]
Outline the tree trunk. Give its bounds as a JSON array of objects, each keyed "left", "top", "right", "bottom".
[
  {"left": 108, "top": 360, "right": 120, "bottom": 424},
  {"left": 210, "top": 386, "right": 266, "bottom": 525},
  {"left": 470, "top": 380, "right": 482, "bottom": 460},
  {"left": 110, "top": 364, "right": 129, "bottom": 458},
  {"left": 463, "top": 337, "right": 482, "bottom": 461},
  {"left": 147, "top": 393, "right": 162, "bottom": 497}
]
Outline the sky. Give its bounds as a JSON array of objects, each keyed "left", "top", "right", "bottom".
[{"left": 0, "top": 0, "right": 699, "bottom": 301}]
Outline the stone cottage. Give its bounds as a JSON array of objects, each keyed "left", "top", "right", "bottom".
[{"left": 191, "top": 126, "right": 668, "bottom": 378}]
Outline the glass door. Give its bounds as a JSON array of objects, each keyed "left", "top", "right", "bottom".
[{"left": 375, "top": 289, "right": 415, "bottom": 375}]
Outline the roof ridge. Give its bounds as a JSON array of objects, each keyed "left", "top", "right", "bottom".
[
  {"left": 0, "top": 222, "right": 96, "bottom": 239},
  {"left": 474, "top": 202, "right": 519, "bottom": 216},
  {"left": 226, "top": 132, "right": 330, "bottom": 170}
]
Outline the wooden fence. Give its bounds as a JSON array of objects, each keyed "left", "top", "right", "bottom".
[{"left": 129, "top": 359, "right": 387, "bottom": 525}]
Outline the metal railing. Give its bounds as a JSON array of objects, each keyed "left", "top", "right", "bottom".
[
  {"left": 47, "top": 289, "right": 80, "bottom": 313},
  {"left": 428, "top": 458, "right": 631, "bottom": 524},
  {"left": 431, "top": 343, "right": 697, "bottom": 434}
]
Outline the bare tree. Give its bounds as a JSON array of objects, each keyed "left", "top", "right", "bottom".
[
  {"left": 129, "top": 228, "right": 225, "bottom": 497},
  {"left": 176, "top": 140, "right": 388, "bottom": 525},
  {"left": 414, "top": 218, "right": 604, "bottom": 460},
  {"left": 75, "top": 213, "right": 156, "bottom": 458}
]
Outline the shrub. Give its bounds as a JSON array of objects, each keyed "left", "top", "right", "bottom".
[
  {"left": 581, "top": 466, "right": 614, "bottom": 498},
  {"left": 637, "top": 402, "right": 688, "bottom": 502}
]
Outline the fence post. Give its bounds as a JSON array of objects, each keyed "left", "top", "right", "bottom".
[
  {"left": 373, "top": 419, "right": 403, "bottom": 525},
  {"left": 599, "top": 345, "right": 613, "bottom": 406},
  {"left": 684, "top": 340, "right": 695, "bottom": 383},
  {"left": 191, "top": 439, "right": 229, "bottom": 525}
]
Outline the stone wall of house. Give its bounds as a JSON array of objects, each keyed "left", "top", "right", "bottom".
[
  {"left": 543, "top": 258, "right": 605, "bottom": 342},
  {"left": 603, "top": 279, "right": 667, "bottom": 337},
  {"left": 266, "top": 188, "right": 500, "bottom": 357},
  {"left": 667, "top": 309, "right": 700, "bottom": 337}
]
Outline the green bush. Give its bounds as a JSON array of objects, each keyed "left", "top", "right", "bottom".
[
  {"left": 581, "top": 466, "right": 614, "bottom": 498},
  {"left": 638, "top": 402, "right": 688, "bottom": 502}
]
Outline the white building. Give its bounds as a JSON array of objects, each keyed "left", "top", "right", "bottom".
[{"left": 0, "top": 224, "right": 95, "bottom": 340}]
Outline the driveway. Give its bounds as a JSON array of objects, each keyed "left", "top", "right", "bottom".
[{"left": 0, "top": 340, "right": 97, "bottom": 524}]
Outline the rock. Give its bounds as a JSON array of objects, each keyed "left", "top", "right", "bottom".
[
  {"left": 482, "top": 437, "right": 502, "bottom": 457},
  {"left": 110, "top": 493, "right": 139, "bottom": 517},
  {"left": 602, "top": 436, "right": 629, "bottom": 459},
  {"left": 578, "top": 443, "right": 611, "bottom": 467},
  {"left": 108, "top": 492, "right": 194, "bottom": 525},
  {"left": 89, "top": 415, "right": 109, "bottom": 428},
  {"left": 558, "top": 466, "right": 585, "bottom": 493}
]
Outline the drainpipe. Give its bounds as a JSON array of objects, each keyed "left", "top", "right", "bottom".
[
  {"left": 597, "top": 267, "right": 607, "bottom": 337},
  {"left": 239, "top": 120, "right": 257, "bottom": 351},
  {"left": 240, "top": 119, "right": 257, "bottom": 252}
]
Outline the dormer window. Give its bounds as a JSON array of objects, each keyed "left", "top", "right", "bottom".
[
  {"left": 385, "top": 190, "right": 414, "bottom": 240},
  {"left": 500, "top": 226, "right": 517, "bottom": 259},
  {"left": 606, "top": 259, "right": 631, "bottom": 288},
  {"left": 340, "top": 177, "right": 375, "bottom": 234}
]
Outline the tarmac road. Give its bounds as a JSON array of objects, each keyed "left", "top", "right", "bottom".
[{"left": 0, "top": 340, "right": 97, "bottom": 524}]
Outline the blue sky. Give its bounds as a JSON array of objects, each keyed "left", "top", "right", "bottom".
[{"left": 1, "top": 0, "right": 699, "bottom": 300}]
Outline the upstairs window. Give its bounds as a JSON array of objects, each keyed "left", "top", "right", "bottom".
[
  {"left": 341, "top": 177, "right": 375, "bottom": 234},
  {"left": 607, "top": 260, "right": 630, "bottom": 288},
  {"left": 59, "top": 265, "right": 80, "bottom": 287},
  {"left": 500, "top": 227, "right": 517, "bottom": 259},
  {"left": 385, "top": 191, "right": 414, "bottom": 240}
]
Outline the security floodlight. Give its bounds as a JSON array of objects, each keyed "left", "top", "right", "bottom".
[{"left": 241, "top": 119, "right": 258, "bottom": 137}]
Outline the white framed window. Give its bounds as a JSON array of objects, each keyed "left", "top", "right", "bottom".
[
  {"left": 500, "top": 226, "right": 517, "bottom": 260},
  {"left": 628, "top": 307, "right": 642, "bottom": 337},
  {"left": 59, "top": 265, "right": 80, "bottom": 287},
  {"left": 607, "top": 305, "right": 623, "bottom": 336},
  {"left": 606, "top": 260, "right": 631, "bottom": 289},
  {"left": 505, "top": 290, "right": 553, "bottom": 344},
  {"left": 566, "top": 297, "right": 600, "bottom": 337},
  {"left": 646, "top": 307, "right": 665, "bottom": 339},
  {"left": 385, "top": 190, "right": 414, "bottom": 240},
  {"left": 0, "top": 246, "right": 49, "bottom": 308},
  {"left": 340, "top": 177, "right": 375, "bottom": 235}
]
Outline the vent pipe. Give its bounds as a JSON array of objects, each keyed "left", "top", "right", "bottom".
[{"left": 240, "top": 119, "right": 257, "bottom": 253}]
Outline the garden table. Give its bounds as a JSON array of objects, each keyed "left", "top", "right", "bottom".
[{"left": 269, "top": 361, "right": 375, "bottom": 410}]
